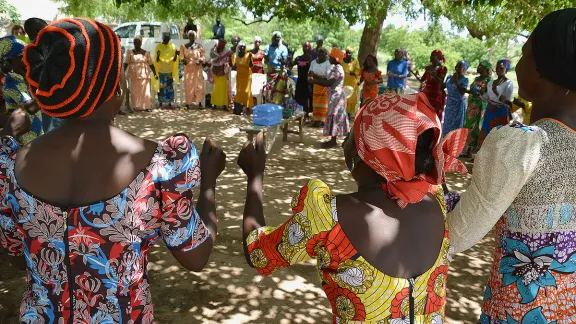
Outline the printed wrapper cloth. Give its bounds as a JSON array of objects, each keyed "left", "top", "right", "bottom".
[{"left": 354, "top": 93, "right": 469, "bottom": 208}]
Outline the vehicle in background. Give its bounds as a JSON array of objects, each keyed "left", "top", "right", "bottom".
[{"left": 114, "top": 22, "right": 217, "bottom": 56}]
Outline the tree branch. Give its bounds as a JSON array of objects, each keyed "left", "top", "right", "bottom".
[{"left": 231, "top": 16, "right": 275, "bottom": 25}]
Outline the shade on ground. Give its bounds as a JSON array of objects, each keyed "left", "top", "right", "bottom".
[{"left": 0, "top": 109, "right": 493, "bottom": 323}]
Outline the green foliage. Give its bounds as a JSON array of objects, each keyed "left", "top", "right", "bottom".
[
  {"left": 0, "top": 0, "right": 20, "bottom": 23},
  {"left": 379, "top": 24, "right": 522, "bottom": 73}
]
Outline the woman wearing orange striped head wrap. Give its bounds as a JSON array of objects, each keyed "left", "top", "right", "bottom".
[
  {"left": 0, "top": 18, "right": 225, "bottom": 323},
  {"left": 238, "top": 93, "right": 468, "bottom": 323},
  {"left": 309, "top": 47, "right": 349, "bottom": 148}
]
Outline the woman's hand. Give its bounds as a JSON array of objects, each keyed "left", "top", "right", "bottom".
[
  {"left": 307, "top": 77, "right": 315, "bottom": 85},
  {"left": 200, "top": 137, "right": 226, "bottom": 188},
  {"left": 0, "top": 108, "right": 30, "bottom": 137},
  {"left": 238, "top": 132, "right": 266, "bottom": 180}
]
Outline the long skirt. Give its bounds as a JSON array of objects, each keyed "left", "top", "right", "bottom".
[
  {"left": 344, "top": 76, "right": 359, "bottom": 114},
  {"left": 463, "top": 94, "right": 486, "bottom": 153},
  {"left": 130, "top": 77, "right": 152, "bottom": 110},
  {"left": 442, "top": 95, "right": 466, "bottom": 137},
  {"left": 211, "top": 75, "right": 229, "bottom": 107},
  {"left": 235, "top": 72, "right": 253, "bottom": 108},
  {"left": 158, "top": 73, "right": 174, "bottom": 104},
  {"left": 183, "top": 66, "right": 205, "bottom": 105},
  {"left": 323, "top": 91, "right": 349, "bottom": 137},
  {"left": 313, "top": 84, "right": 328, "bottom": 122},
  {"left": 478, "top": 100, "right": 510, "bottom": 147}
]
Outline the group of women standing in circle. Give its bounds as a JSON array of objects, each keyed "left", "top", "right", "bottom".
[{"left": 2, "top": 9, "right": 576, "bottom": 324}]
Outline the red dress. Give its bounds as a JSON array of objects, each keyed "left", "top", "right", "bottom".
[
  {"left": 250, "top": 49, "right": 265, "bottom": 74},
  {"left": 420, "top": 65, "right": 447, "bottom": 119}
]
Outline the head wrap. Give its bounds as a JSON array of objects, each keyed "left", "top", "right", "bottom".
[
  {"left": 23, "top": 18, "right": 121, "bottom": 119},
  {"left": 345, "top": 46, "right": 354, "bottom": 54},
  {"left": 232, "top": 35, "right": 240, "bottom": 42},
  {"left": 0, "top": 36, "right": 26, "bottom": 61},
  {"left": 479, "top": 59, "right": 492, "bottom": 71},
  {"left": 237, "top": 41, "right": 247, "bottom": 54},
  {"left": 254, "top": 36, "right": 262, "bottom": 43},
  {"left": 364, "top": 54, "right": 378, "bottom": 67},
  {"left": 431, "top": 50, "right": 445, "bottom": 63},
  {"left": 314, "top": 35, "right": 324, "bottom": 42},
  {"left": 302, "top": 42, "right": 312, "bottom": 49},
  {"left": 532, "top": 8, "right": 576, "bottom": 90},
  {"left": 187, "top": 30, "right": 197, "bottom": 38},
  {"left": 272, "top": 31, "right": 282, "bottom": 39},
  {"left": 354, "top": 93, "right": 468, "bottom": 208},
  {"left": 160, "top": 23, "right": 171, "bottom": 35},
  {"left": 459, "top": 60, "right": 469, "bottom": 72},
  {"left": 497, "top": 59, "right": 511, "bottom": 72},
  {"left": 329, "top": 47, "right": 346, "bottom": 63}
]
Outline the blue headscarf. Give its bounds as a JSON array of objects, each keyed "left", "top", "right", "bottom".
[
  {"left": 0, "top": 36, "right": 26, "bottom": 61},
  {"left": 497, "top": 59, "right": 511, "bottom": 72},
  {"left": 459, "top": 60, "right": 469, "bottom": 72}
]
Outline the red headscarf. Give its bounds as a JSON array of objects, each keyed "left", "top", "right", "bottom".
[
  {"left": 354, "top": 93, "right": 468, "bottom": 208},
  {"left": 431, "top": 50, "right": 445, "bottom": 63}
]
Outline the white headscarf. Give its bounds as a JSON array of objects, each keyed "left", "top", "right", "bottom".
[{"left": 254, "top": 36, "right": 262, "bottom": 43}]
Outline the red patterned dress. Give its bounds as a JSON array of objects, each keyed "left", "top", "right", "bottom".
[
  {"left": 0, "top": 135, "right": 209, "bottom": 323},
  {"left": 246, "top": 179, "right": 453, "bottom": 323},
  {"left": 420, "top": 65, "right": 448, "bottom": 119}
]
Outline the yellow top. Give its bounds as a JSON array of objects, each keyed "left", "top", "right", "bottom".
[
  {"left": 511, "top": 97, "right": 533, "bottom": 124},
  {"left": 153, "top": 42, "right": 180, "bottom": 83}
]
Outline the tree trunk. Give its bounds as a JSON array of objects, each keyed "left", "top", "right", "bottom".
[{"left": 357, "top": 9, "right": 387, "bottom": 68}]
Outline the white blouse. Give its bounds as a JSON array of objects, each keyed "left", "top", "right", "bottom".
[
  {"left": 309, "top": 60, "right": 332, "bottom": 78},
  {"left": 484, "top": 79, "right": 514, "bottom": 102},
  {"left": 448, "top": 123, "right": 547, "bottom": 253}
]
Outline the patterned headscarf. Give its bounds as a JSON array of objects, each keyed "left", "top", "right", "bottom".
[
  {"left": 479, "top": 60, "right": 492, "bottom": 71},
  {"left": 458, "top": 60, "right": 469, "bottom": 72},
  {"left": 497, "top": 59, "right": 511, "bottom": 72},
  {"left": 0, "top": 36, "right": 26, "bottom": 61},
  {"left": 431, "top": 50, "right": 445, "bottom": 63},
  {"left": 24, "top": 18, "right": 121, "bottom": 119},
  {"left": 354, "top": 93, "right": 468, "bottom": 208},
  {"left": 329, "top": 47, "right": 346, "bottom": 63}
]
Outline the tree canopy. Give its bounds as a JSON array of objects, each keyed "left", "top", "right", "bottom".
[{"left": 0, "top": 0, "right": 20, "bottom": 23}]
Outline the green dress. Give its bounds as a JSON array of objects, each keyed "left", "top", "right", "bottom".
[{"left": 463, "top": 76, "right": 491, "bottom": 152}]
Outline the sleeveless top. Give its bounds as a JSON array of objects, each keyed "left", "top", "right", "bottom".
[
  {"left": 0, "top": 135, "right": 209, "bottom": 323},
  {"left": 246, "top": 179, "right": 453, "bottom": 323},
  {"left": 449, "top": 120, "right": 576, "bottom": 323}
]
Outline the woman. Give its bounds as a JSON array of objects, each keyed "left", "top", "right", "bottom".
[
  {"left": 341, "top": 46, "right": 361, "bottom": 115},
  {"left": 180, "top": 30, "right": 206, "bottom": 109},
  {"left": 250, "top": 36, "right": 265, "bottom": 74},
  {"left": 309, "top": 47, "right": 349, "bottom": 148},
  {"left": 238, "top": 92, "right": 468, "bottom": 323},
  {"left": 462, "top": 60, "right": 492, "bottom": 156},
  {"left": 124, "top": 35, "right": 158, "bottom": 112},
  {"left": 448, "top": 9, "right": 576, "bottom": 323},
  {"left": 443, "top": 60, "right": 470, "bottom": 137},
  {"left": 1, "top": 35, "right": 42, "bottom": 145},
  {"left": 0, "top": 18, "right": 226, "bottom": 323},
  {"left": 292, "top": 42, "right": 314, "bottom": 121},
  {"left": 477, "top": 59, "right": 514, "bottom": 146},
  {"left": 386, "top": 48, "right": 409, "bottom": 94},
  {"left": 11, "top": 24, "right": 29, "bottom": 44},
  {"left": 311, "top": 35, "right": 324, "bottom": 60},
  {"left": 418, "top": 50, "right": 448, "bottom": 119},
  {"left": 234, "top": 41, "right": 254, "bottom": 115},
  {"left": 208, "top": 38, "right": 233, "bottom": 110},
  {"left": 359, "top": 54, "right": 383, "bottom": 105},
  {"left": 153, "top": 32, "right": 179, "bottom": 108},
  {"left": 308, "top": 47, "right": 332, "bottom": 127},
  {"left": 230, "top": 35, "right": 241, "bottom": 70}
]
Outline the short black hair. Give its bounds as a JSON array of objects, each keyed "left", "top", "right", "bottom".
[{"left": 24, "top": 18, "right": 47, "bottom": 36}]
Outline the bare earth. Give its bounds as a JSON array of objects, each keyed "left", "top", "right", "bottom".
[{"left": 0, "top": 109, "right": 494, "bottom": 323}]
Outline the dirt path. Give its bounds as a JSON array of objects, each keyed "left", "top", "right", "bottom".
[{"left": 0, "top": 109, "right": 493, "bottom": 323}]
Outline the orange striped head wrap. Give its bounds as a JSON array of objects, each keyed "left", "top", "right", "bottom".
[{"left": 23, "top": 18, "right": 121, "bottom": 118}]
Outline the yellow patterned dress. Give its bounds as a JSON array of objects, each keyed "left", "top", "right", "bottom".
[{"left": 246, "top": 179, "right": 452, "bottom": 323}]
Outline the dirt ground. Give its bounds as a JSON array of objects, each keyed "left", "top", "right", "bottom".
[{"left": 0, "top": 109, "right": 494, "bottom": 323}]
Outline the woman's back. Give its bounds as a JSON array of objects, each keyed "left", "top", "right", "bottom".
[{"left": 337, "top": 190, "right": 446, "bottom": 279}]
